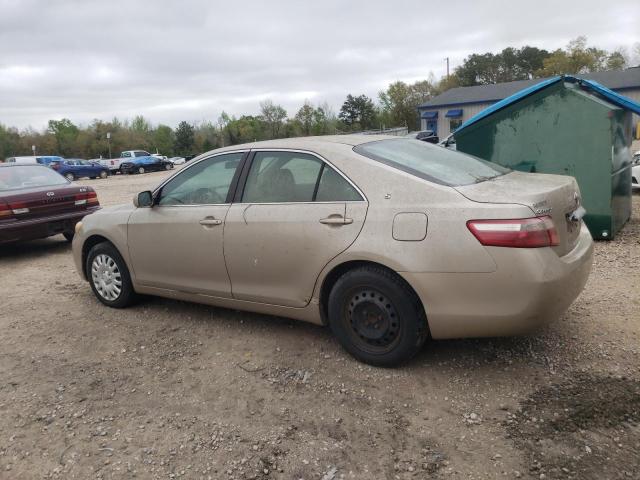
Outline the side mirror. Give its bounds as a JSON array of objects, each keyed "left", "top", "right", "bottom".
[{"left": 134, "top": 190, "right": 153, "bottom": 208}]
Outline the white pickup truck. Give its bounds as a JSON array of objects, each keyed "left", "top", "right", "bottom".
[{"left": 97, "top": 150, "right": 160, "bottom": 173}]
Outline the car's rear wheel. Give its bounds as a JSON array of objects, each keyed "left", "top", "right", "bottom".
[
  {"left": 86, "top": 242, "right": 137, "bottom": 308},
  {"left": 65, "top": 173, "right": 75, "bottom": 181},
  {"left": 328, "top": 265, "right": 428, "bottom": 367},
  {"left": 99, "top": 170, "right": 108, "bottom": 179},
  {"left": 138, "top": 167, "right": 145, "bottom": 174}
]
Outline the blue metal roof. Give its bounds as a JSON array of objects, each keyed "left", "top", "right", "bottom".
[{"left": 454, "top": 75, "right": 640, "bottom": 134}]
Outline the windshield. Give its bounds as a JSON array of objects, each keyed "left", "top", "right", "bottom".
[
  {"left": 0, "top": 166, "right": 68, "bottom": 191},
  {"left": 354, "top": 138, "right": 509, "bottom": 186}
]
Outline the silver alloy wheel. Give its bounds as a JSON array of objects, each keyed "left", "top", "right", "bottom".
[
  {"left": 91, "top": 254, "right": 123, "bottom": 301},
  {"left": 100, "top": 170, "right": 108, "bottom": 179},
  {"left": 65, "top": 173, "right": 74, "bottom": 181},
  {"left": 138, "top": 167, "right": 145, "bottom": 174}
]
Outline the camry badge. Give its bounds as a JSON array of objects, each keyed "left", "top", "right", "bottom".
[{"left": 46, "top": 191, "right": 55, "bottom": 197}]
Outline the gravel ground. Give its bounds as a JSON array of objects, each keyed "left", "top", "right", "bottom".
[{"left": 1, "top": 169, "right": 639, "bottom": 480}]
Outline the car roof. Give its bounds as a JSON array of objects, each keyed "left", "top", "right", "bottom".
[
  {"left": 203, "top": 134, "right": 396, "bottom": 156},
  {"left": 0, "top": 163, "right": 48, "bottom": 168}
]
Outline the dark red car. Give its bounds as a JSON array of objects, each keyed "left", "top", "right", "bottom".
[{"left": 0, "top": 164, "right": 100, "bottom": 244}]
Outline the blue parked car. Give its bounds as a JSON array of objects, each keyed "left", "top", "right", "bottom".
[
  {"left": 50, "top": 159, "right": 110, "bottom": 181},
  {"left": 119, "top": 155, "right": 174, "bottom": 174}
]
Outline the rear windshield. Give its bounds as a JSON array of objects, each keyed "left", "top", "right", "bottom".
[
  {"left": 0, "top": 166, "right": 68, "bottom": 191},
  {"left": 354, "top": 138, "right": 509, "bottom": 186}
]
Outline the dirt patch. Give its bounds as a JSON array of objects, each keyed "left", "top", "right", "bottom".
[{"left": 506, "top": 374, "right": 640, "bottom": 479}]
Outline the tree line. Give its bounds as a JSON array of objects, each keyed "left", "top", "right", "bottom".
[{"left": 1, "top": 36, "right": 636, "bottom": 160}]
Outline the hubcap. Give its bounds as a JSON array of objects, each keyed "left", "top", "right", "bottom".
[
  {"left": 346, "top": 289, "right": 400, "bottom": 350},
  {"left": 91, "top": 254, "right": 122, "bottom": 301}
]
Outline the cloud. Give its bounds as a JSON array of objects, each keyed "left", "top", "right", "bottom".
[{"left": 0, "top": 0, "right": 638, "bottom": 129}]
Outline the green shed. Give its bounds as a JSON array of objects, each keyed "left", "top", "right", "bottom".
[{"left": 453, "top": 75, "right": 640, "bottom": 240}]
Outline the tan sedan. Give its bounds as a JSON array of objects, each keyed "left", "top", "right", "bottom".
[{"left": 72, "top": 136, "right": 593, "bottom": 366}]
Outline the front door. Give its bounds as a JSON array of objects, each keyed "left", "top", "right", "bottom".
[
  {"left": 127, "top": 152, "right": 244, "bottom": 297},
  {"left": 426, "top": 120, "right": 437, "bottom": 135},
  {"left": 224, "top": 150, "right": 367, "bottom": 307}
]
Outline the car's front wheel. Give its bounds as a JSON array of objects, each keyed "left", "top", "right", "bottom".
[
  {"left": 164, "top": 163, "right": 172, "bottom": 170},
  {"left": 99, "top": 170, "right": 108, "bottom": 179},
  {"left": 137, "top": 166, "right": 145, "bottom": 174},
  {"left": 328, "top": 265, "right": 428, "bottom": 367},
  {"left": 86, "top": 242, "right": 137, "bottom": 308}
]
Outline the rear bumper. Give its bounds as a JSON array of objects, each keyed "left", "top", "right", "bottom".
[
  {"left": 0, "top": 208, "right": 100, "bottom": 244},
  {"left": 401, "top": 223, "right": 594, "bottom": 339}
]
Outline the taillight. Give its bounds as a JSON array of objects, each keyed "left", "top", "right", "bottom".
[
  {"left": 74, "top": 190, "right": 99, "bottom": 206},
  {"left": 9, "top": 202, "right": 29, "bottom": 215},
  {"left": 467, "top": 216, "right": 559, "bottom": 248},
  {"left": 0, "top": 203, "right": 12, "bottom": 218}
]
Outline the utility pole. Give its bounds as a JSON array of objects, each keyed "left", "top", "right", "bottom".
[
  {"left": 446, "top": 57, "right": 450, "bottom": 78},
  {"left": 106, "top": 132, "right": 112, "bottom": 159}
]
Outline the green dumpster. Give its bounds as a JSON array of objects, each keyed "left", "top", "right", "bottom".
[{"left": 454, "top": 75, "right": 640, "bottom": 240}]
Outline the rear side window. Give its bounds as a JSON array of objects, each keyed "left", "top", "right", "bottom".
[
  {"left": 242, "top": 152, "right": 322, "bottom": 203},
  {"left": 354, "top": 138, "right": 509, "bottom": 186},
  {"left": 316, "top": 166, "right": 362, "bottom": 202},
  {"left": 241, "top": 151, "right": 363, "bottom": 203},
  {"left": 0, "top": 166, "right": 68, "bottom": 191}
]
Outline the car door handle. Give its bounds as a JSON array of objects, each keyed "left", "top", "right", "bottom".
[
  {"left": 199, "top": 218, "right": 222, "bottom": 226},
  {"left": 319, "top": 215, "right": 353, "bottom": 225}
]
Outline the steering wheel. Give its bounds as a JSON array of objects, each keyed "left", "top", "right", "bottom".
[{"left": 191, "top": 187, "right": 224, "bottom": 204}]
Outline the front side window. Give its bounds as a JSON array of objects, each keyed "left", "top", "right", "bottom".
[
  {"left": 354, "top": 138, "right": 509, "bottom": 187},
  {"left": 157, "top": 152, "right": 242, "bottom": 206},
  {"left": 241, "top": 151, "right": 363, "bottom": 203}
]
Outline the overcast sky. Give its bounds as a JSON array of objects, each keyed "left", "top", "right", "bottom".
[{"left": 1, "top": 0, "right": 639, "bottom": 130}]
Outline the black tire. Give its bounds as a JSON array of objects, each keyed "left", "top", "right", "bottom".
[
  {"left": 86, "top": 242, "right": 137, "bottom": 308},
  {"left": 62, "top": 231, "right": 74, "bottom": 242},
  {"left": 65, "top": 173, "right": 75, "bottom": 182},
  {"left": 138, "top": 166, "right": 145, "bottom": 174},
  {"left": 99, "top": 170, "right": 108, "bottom": 179},
  {"left": 328, "top": 265, "right": 428, "bottom": 367},
  {"left": 89, "top": 176, "right": 96, "bottom": 179}
]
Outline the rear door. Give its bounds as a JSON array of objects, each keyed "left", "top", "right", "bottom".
[{"left": 224, "top": 150, "right": 367, "bottom": 307}]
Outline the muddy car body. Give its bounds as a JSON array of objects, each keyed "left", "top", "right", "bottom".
[{"left": 73, "top": 135, "right": 593, "bottom": 366}]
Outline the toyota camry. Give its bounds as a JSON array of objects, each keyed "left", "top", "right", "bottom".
[{"left": 72, "top": 136, "right": 593, "bottom": 366}]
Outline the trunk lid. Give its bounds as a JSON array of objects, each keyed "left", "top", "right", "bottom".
[
  {"left": 0, "top": 184, "right": 97, "bottom": 221},
  {"left": 455, "top": 171, "right": 583, "bottom": 256}
]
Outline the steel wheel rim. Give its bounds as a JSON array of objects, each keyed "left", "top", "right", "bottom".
[
  {"left": 91, "top": 254, "right": 123, "bottom": 301},
  {"left": 344, "top": 287, "right": 401, "bottom": 353}
]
